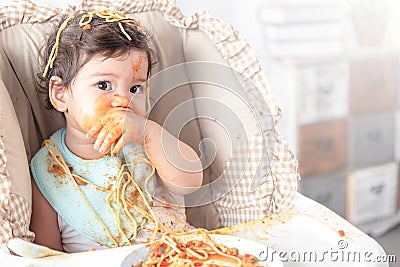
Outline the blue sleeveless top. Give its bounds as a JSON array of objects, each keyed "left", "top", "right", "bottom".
[{"left": 31, "top": 128, "right": 155, "bottom": 247}]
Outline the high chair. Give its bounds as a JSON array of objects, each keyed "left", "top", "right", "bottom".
[{"left": 0, "top": 0, "right": 388, "bottom": 266}]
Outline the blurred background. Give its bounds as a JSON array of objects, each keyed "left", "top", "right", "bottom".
[
  {"left": 176, "top": 0, "right": 400, "bottom": 263},
  {"left": 4, "top": 0, "right": 400, "bottom": 263}
]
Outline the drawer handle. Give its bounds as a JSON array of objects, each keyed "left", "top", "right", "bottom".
[
  {"left": 366, "top": 129, "right": 382, "bottom": 142},
  {"left": 370, "top": 184, "right": 384, "bottom": 194},
  {"left": 315, "top": 139, "right": 333, "bottom": 151},
  {"left": 370, "top": 76, "right": 384, "bottom": 90},
  {"left": 317, "top": 84, "right": 333, "bottom": 95}
]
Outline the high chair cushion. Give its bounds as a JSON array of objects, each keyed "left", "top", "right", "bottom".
[
  {"left": 0, "top": 0, "right": 299, "bottom": 244},
  {"left": 0, "top": 79, "right": 35, "bottom": 244}
]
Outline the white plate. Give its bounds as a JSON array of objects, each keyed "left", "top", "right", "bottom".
[{"left": 121, "top": 234, "right": 283, "bottom": 267}]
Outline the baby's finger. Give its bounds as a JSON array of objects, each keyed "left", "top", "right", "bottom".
[
  {"left": 94, "top": 119, "right": 119, "bottom": 150},
  {"left": 99, "top": 125, "right": 123, "bottom": 154},
  {"left": 86, "top": 114, "right": 112, "bottom": 138},
  {"left": 112, "top": 131, "right": 132, "bottom": 154}
]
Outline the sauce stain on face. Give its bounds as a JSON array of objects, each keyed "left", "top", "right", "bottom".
[
  {"left": 83, "top": 95, "right": 110, "bottom": 131},
  {"left": 131, "top": 56, "right": 143, "bottom": 82},
  {"left": 111, "top": 94, "right": 130, "bottom": 108}
]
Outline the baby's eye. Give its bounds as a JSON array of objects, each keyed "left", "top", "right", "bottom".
[
  {"left": 130, "top": 85, "right": 143, "bottom": 94},
  {"left": 97, "top": 81, "right": 112, "bottom": 91}
]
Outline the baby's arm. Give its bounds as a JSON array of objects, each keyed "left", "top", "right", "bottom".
[
  {"left": 30, "top": 178, "right": 63, "bottom": 251},
  {"left": 144, "top": 120, "right": 203, "bottom": 195}
]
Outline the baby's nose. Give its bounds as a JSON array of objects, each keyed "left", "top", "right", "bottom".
[{"left": 111, "top": 94, "right": 130, "bottom": 107}]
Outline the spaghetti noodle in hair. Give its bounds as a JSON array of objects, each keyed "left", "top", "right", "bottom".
[{"left": 42, "top": 8, "right": 144, "bottom": 78}]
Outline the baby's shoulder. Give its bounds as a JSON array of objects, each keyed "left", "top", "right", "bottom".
[{"left": 31, "top": 128, "right": 65, "bottom": 165}]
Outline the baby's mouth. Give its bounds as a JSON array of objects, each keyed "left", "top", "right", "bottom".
[{"left": 109, "top": 107, "right": 132, "bottom": 113}]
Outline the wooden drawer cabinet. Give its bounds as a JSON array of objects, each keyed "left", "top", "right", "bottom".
[
  {"left": 350, "top": 55, "right": 398, "bottom": 114},
  {"left": 349, "top": 111, "right": 395, "bottom": 169},
  {"left": 298, "top": 119, "right": 347, "bottom": 177},
  {"left": 299, "top": 172, "right": 346, "bottom": 217},
  {"left": 347, "top": 162, "right": 398, "bottom": 224},
  {"left": 298, "top": 61, "right": 349, "bottom": 124}
]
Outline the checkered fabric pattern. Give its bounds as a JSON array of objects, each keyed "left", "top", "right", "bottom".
[
  {"left": 0, "top": 139, "right": 34, "bottom": 244},
  {"left": 214, "top": 134, "right": 299, "bottom": 227},
  {"left": 0, "top": 139, "right": 11, "bottom": 205},
  {"left": 0, "top": 0, "right": 175, "bottom": 30},
  {"left": 165, "top": 5, "right": 300, "bottom": 226},
  {"left": 0, "top": 0, "right": 299, "bottom": 239}
]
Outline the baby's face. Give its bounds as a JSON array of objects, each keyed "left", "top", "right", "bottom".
[{"left": 64, "top": 50, "right": 148, "bottom": 133}]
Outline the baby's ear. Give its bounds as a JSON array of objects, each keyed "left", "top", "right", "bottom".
[{"left": 49, "top": 76, "right": 68, "bottom": 112}]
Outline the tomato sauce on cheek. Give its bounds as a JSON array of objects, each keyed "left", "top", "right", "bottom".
[{"left": 82, "top": 95, "right": 111, "bottom": 131}]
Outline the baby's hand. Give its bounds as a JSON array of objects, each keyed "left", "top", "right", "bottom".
[{"left": 86, "top": 109, "right": 147, "bottom": 155}]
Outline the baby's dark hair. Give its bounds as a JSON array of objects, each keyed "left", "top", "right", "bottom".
[{"left": 37, "top": 9, "right": 157, "bottom": 110}]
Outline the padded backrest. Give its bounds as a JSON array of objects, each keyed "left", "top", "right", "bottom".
[
  {"left": 0, "top": 23, "right": 66, "bottom": 160},
  {"left": 0, "top": 0, "right": 299, "bottom": 243}
]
